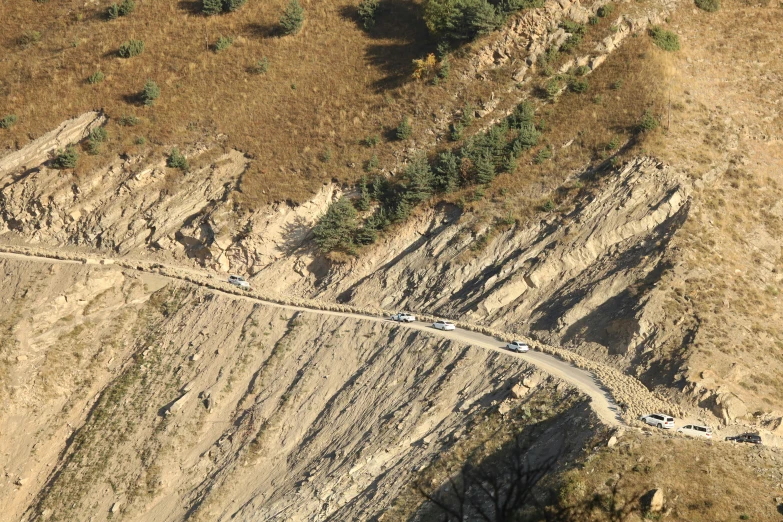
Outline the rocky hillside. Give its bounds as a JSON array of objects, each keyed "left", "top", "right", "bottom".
[{"left": 0, "top": 257, "right": 581, "bottom": 522}]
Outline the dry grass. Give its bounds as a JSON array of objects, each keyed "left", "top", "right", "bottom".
[
  {"left": 0, "top": 0, "right": 507, "bottom": 206},
  {"left": 561, "top": 430, "right": 783, "bottom": 521}
]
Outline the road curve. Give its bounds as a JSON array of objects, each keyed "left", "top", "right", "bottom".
[{"left": 0, "top": 249, "right": 623, "bottom": 426}]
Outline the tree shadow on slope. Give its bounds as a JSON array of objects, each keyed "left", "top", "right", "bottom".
[{"left": 339, "top": 0, "right": 434, "bottom": 91}]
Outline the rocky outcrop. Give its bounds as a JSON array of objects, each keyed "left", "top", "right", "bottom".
[{"left": 0, "top": 111, "right": 105, "bottom": 184}]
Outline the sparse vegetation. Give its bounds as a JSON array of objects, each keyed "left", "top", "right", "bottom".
[
  {"left": 118, "top": 39, "right": 145, "bottom": 58},
  {"left": 107, "top": 0, "right": 135, "bottom": 19},
  {"left": 597, "top": 3, "right": 614, "bottom": 17},
  {"left": 649, "top": 26, "right": 680, "bottom": 51},
  {"left": 87, "top": 71, "right": 105, "bottom": 84},
  {"left": 140, "top": 79, "right": 160, "bottom": 106},
  {"left": 280, "top": 0, "right": 305, "bottom": 35},
  {"left": 252, "top": 57, "right": 270, "bottom": 75},
  {"left": 166, "top": 148, "right": 189, "bottom": 170},
  {"left": 396, "top": 116, "right": 413, "bottom": 140},
  {"left": 639, "top": 110, "right": 659, "bottom": 132},
  {"left": 19, "top": 30, "right": 42, "bottom": 48},
  {"left": 118, "top": 114, "right": 140, "bottom": 127},
  {"left": 695, "top": 0, "right": 720, "bottom": 11},
  {"left": 358, "top": 0, "right": 380, "bottom": 30},
  {"left": 214, "top": 35, "right": 234, "bottom": 52},
  {"left": 87, "top": 127, "right": 108, "bottom": 155},
  {"left": 0, "top": 114, "right": 18, "bottom": 129},
  {"left": 52, "top": 145, "right": 79, "bottom": 169}
]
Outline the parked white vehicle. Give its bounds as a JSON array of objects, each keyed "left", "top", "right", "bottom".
[
  {"left": 390, "top": 312, "right": 416, "bottom": 322},
  {"left": 432, "top": 320, "right": 456, "bottom": 331},
  {"left": 639, "top": 413, "right": 675, "bottom": 429},
  {"left": 677, "top": 424, "right": 712, "bottom": 439},
  {"left": 228, "top": 275, "right": 250, "bottom": 289},
  {"left": 506, "top": 340, "right": 530, "bottom": 353}
]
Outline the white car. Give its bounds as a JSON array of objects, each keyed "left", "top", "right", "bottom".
[
  {"left": 639, "top": 413, "right": 675, "bottom": 429},
  {"left": 228, "top": 275, "right": 250, "bottom": 289},
  {"left": 432, "top": 320, "right": 456, "bottom": 331},
  {"left": 390, "top": 312, "right": 416, "bottom": 322},
  {"left": 677, "top": 424, "right": 712, "bottom": 439},
  {"left": 506, "top": 340, "right": 530, "bottom": 353}
]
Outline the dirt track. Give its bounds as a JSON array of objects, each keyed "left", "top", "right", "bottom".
[{"left": 0, "top": 247, "right": 654, "bottom": 427}]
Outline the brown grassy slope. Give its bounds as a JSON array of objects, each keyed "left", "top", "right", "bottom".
[
  {"left": 0, "top": 0, "right": 444, "bottom": 203},
  {"left": 644, "top": 0, "right": 783, "bottom": 414}
]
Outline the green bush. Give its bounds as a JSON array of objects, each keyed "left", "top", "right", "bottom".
[
  {"left": 545, "top": 77, "right": 562, "bottom": 100},
  {"left": 202, "top": 0, "right": 223, "bottom": 15},
  {"left": 202, "top": 0, "right": 245, "bottom": 14},
  {"left": 542, "top": 198, "right": 555, "bottom": 212},
  {"left": 52, "top": 145, "right": 79, "bottom": 169},
  {"left": 423, "top": 0, "right": 505, "bottom": 42},
  {"left": 87, "top": 127, "right": 107, "bottom": 155},
  {"left": 118, "top": 39, "right": 144, "bottom": 58},
  {"left": 649, "top": 26, "right": 680, "bottom": 51},
  {"left": 355, "top": 177, "right": 372, "bottom": 211},
  {"left": 87, "top": 71, "right": 105, "bottom": 84},
  {"left": 214, "top": 35, "right": 233, "bottom": 52},
  {"left": 141, "top": 79, "right": 160, "bottom": 106},
  {"left": 450, "top": 122, "right": 464, "bottom": 141},
  {"left": 313, "top": 197, "right": 359, "bottom": 253},
  {"left": 134, "top": 136, "right": 146, "bottom": 145},
  {"left": 358, "top": 0, "right": 380, "bottom": 29},
  {"left": 575, "top": 65, "right": 589, "bottom": 76},
  {"left": 570, "top": 78, "right": 588, "bottom": 93},
  {"left": 365, "top": 154, "right": 379, "bottom": 172},
  {"left": 695, "top": 0, "right": 719, "bottom": 11},
  {"left": 437, "top": 56, "right": 451, "bottom": 80},
  {"left": 252, "top": 57, "right": 270, "bottom": 74},
  {"left": 280, "top": 0, "right": 305, "bottom": 35},
  {"left": 118, "top": 114, "right": 140, "bottom": 126},
  {"left": 597, "top": 3, "right": 614, "bottom": 17},
  {"left": 610, "top": 79, "right": 623, "bottom": 90},
  {"left": 362, "top": 134, "right": 380, "bottom": 147},
  {"left": 396, "top": 116, "right": 412, "bottom": 140},
  {"left": 638, "top": 110, "right": 659, "bottom": 132},
  {"left": 167, "top": 148, "right": 189, "bottom": 170},
  {"left": 534, "top": 145, "right": 552, "bottom": 164},
  {"left": 19, "top": 30, "right": 42, "bottom": 48},
  {"left": 0, "top": 114, "right": 18, "bottom": 129},
  {"left": 108, "top": 0, "right": 134, "bottom": 18},
  {"left": 588, "top": 15, "right": 599, "bottom": 25}
]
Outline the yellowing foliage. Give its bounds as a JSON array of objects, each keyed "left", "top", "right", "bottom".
[{"left": 412, "top": 54, "right": 438, "bottom": 79}]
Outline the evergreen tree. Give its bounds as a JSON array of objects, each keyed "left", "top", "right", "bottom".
[
  {"left": 403, "top": 154, "right": 435, "bottom": 204},
  {"left": 434, "top": 151, "right": 460, "bottom": 193},
  {"left": 202, "top": 0, "right": 223, "bottom": 15},
  {"left": 312, "top": 197, "right": 358, "bottom": 253},
  {"left": 474, "top": 148, "right": 495, "bottom": 184}
]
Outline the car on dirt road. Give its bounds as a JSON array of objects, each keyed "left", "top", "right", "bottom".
[
  {"left": 677, "top": 424, "right": 712, "bottom": 439},
  {"left": 725, "top": 433, "right": 762, "bottom": 444},
  {"left": 390, "top": 312, "right": 416, "bottom": 322},
  {"left": 639, "top": 413, "right": 675, "bottom": 429},
  {"left": 228, "top": 275, "right": 250, "bottom": 289},
  {"left": 506, "top": 340, "right": 530, "bottom": 353},
  {"left": 432, "top": 320, "right": 456, "bottom": 331}
]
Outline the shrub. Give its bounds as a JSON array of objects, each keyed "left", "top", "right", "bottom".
[
  {"left": 87, "top": 127, "right": 107, "bottom": 155},
  {"left": 252, "top": 57, "right": 270, "bottom": 74},
  {"left": 280, "top": 0, "right": 305, "bottom": 35},
  {"left": 450, "top": 122, "right": 464, "bottom": 141},
  {"left": 412, "top": 53, "right": 438, "bottom": 80},
  {"left": 107, "top": 3, "right": 120, "bottom": 19},
  {"left": 141, "top": 79, "right": 160, "bottom": 106},
  {"left": 396, "top": 116, "right": 412, "bottom": 140},
  {"left": 638, "top": 110, "right": 659, "bottom": 132},
  {"left": 119, "top": 0, "right": 135, "bottom": 15},
  {"left": 358, "top": 0, "right": 380, "bottom": 29},
  {"left": 134, "top": 136, "right": 146, "bottom": 145},
  {"left": 597, "top": 3, "right": 614, "bottom": 17},
  {"left": 610, "top": 79, "right": 623, "bottom": 90},
  {"left": 423, "top": 0, "right": 505, "bottom": 42},
  {"left": 606, "top": 135, "right": 620, "bottom": 150},
  {"left": 52, "top": 145, "right": 79, "bottom": 169},
  {"left": 695, "top": 0, "right": 719, "bottom": 11},
  {"left": 588, "top": 15, "right": 599, "bottom": 24},
  {"left": 202, "top": 0, "right": 223, "bottom": 15},
  {"left": 437, "top": 56, "right": 451, "bottom": 80},
  {"left": 19, "top": 30, "right": 42, "bottom": 48},
  {"left": 575, "top": 65, "right": 589, "bottom": 76},
  {"left": 87, "top": 71, "right": 105, "bottom": 84},
  {"left": 167, "top": 148, "right": 189, "bottom": 170},
  {"left": 224, "top": 0, "right": 247, "bottom": 12},
  {"left": 118, "top": 114, "right": 140, "bottom": 126},
  {"left": 118, "top": 39, "right": 144, "bottom": 58},
  {"left": 365, "top": 154, "right": 379, "bottom": 172},
  {"left": 570, "top": 78, "right": 588, "bottom": 93},
  {"left": 545, "top": 77, "right": 562, "bottom": 100},
  {"left": 534, "top": 145, "right": 552, "bottom": 164},
  {"left": 313, "top": 197, "right": 358, "bottom": 253},
  {"left": 542, "top": 199, "right": 555, "bottom": 212},
  {"left": 649, "top": 26, "right": 680, "bottom": 51},
  {"left": 0, "top": 114, "right": 18, "bottom": 129},
  {"left": 362, "top": 134, "right": 380, "bottom": 147},
  {"left": 214, "top": 35, "right": 233, "bottom": 52}
]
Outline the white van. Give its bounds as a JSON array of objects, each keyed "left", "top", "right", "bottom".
[{"left": 677, "top": 424, "right": 712, "bottom": 439}]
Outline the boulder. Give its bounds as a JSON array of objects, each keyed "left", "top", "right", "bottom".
[
  {"left": 607, "top": 435, "right": 618, "bottom": 448},
  {"left": 712, "top": 393, "right": 747, "bottom": 422},
  {"left": 642, "top": 488, "right": 664, "bottom": 513},
  {"left": 510, "top": 383, "right": 529, "bottom": 399}
]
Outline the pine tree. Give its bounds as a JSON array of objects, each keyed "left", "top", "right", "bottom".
[
  {"left": 202, "top": 0, "right": 223, "bottom": 15},
  {"left": 403, "top": 154, "right": 435, "bottom": 204},
  {"left": 313, "top": 198, "right": 358, "bottom": 253},
  {"left": 474, "top": 149, "right": 495, "bottom": 185}
]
